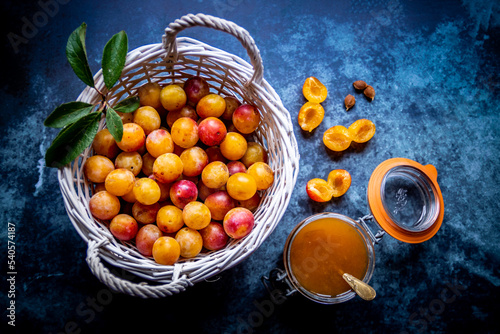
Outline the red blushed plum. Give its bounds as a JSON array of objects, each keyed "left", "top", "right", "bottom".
[
  {"left": 135, "top": 224, "right": 163, "bottom": 257},
  {"left": 232, "top": 104, "right": 261, "bottom": 134},
  {"left": 204, "top": 191, "right": 236, "bottom": 221},
  {"left": 166, "top": 105, "right": 198, "bottom": 128},
  {"left": 198, "top": 117, "right": 227, "bottom": 146},
  {"left": 205, "top": 146, "right": 227, "bottom": 163},
  {"left": 199, "top": 222, "right": 229, "bottom": 251},
  {"left": 223, "top": 207, "right": 255, "bottom": 239},
  {"left": 170, "top": 179, "right": 198, "bottom": 209},
  {"left": 237, "top": 192, "right": 262, "bottom": 212},
  {"left": 226, "top": 161, "right": 247, "bottom": 176},
  {"left": 198, "top": 180, "right": 218, "bottom": 202},
  {"left": 221, "top": 96, "right": 241, "bottom": 121},
  {"left": 109, "top": 214, "right": 138, "bottom": 241},
  {"left": 183, "top": 76, "right": 210, "bottom": 105}
]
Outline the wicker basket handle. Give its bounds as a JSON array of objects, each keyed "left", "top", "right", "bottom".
[
  {"left": 86, "top": 238, "right": 193, "bottom": 298},
  {"left": 162, "top": 13, "right": 264, "bottom": 86}
]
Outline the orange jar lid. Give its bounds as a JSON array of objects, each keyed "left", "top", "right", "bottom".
[{"left": 367, "top": 158, "right": 444, "bottom": 243}]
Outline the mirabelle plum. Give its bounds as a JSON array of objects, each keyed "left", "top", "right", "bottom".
[
  {"left": 109, "top": 214, "right": 138, "bottom": 241},
  {"left": 92, "top": 128, "right": 120, "bottom": 159},
  {"left": 137, "top": 82, "right": 163, "bottom": 110},
  {"left": 226, "top": 173, "right": 257, "bottom": 201},
  {"left": 136, "top": 224, "right": 163, "bottom": 257},
  {"left": 175, "top": 227, "right": 203, "bottom": 258},
  {"left": 199, "top": 222, "right": 229, "bottom": 251},
  {"left": 306, "top": 178, "right": 334, "bottom": 202},
  {"left": 121, "top": 186, "right": 137, "bottom": 203},
  {"left": 198, "top": 117, "right": 227, "bottom": 146},
  {"left": 117, "top": 110, "right": 134, "bottom": 124},
  {"left": 179, "top": 146, "right": 209, "bottom": 177},
  {"left": 182, "top": 201, "right": 211, "bottom": 230},
  {"left": 171, "top": 117, "right": 199, "bottom": 149},
  {"left": 153, "top": 153, "right": 183, "bottom": 184},
  {"left": 104, "top": 168, "right": 135, "bottom": 196},
  {"left": 116, "top": 123, "right": 146, "bottom": 152},
  {"left": 221, "top": 96, "right": 241, "bottom": 120},
  {"left": 84, "top": 155, "right": 115, "bottom": 183},
  {"left": 201, "top": 161, "right": 229, "bottom": 189},
  {"left": 146, "top": 129, "right": 174, "bottom": 158},
  {"left": 323, "top": 125, "right": 352, "bottom": 151},
  {"left": 198, "top": 180, "right": 218, "bottom": 202},
  {"left": 298, "top": 102, "right": 324, "bottom": 132},
  {"left": 141, "top": 153, "right": 155, "bottom": 176},
  {"left": 114, "top": 151, "right": 143, "bottom": 176},
  {"left": 170, "top": 180, "right": 198, "bottom": 209},
  {"left": 348, "top": 119, "right": 376, "bottom": 143},
  {"left": 247, "top": 162, "right": 274, "bottom": 190},
  {"left": 89, "top": 191, "right": 121, "bottom": 220},
  {"left": 205, "top": 146, "right": 227, "bottom": 163},
  {"left": 132, "top": 201, "right": 161, "bottom": 224},
  {"left": 133, "top": 106, "right": 161, "bottom": 135},
  {"left": 223, "top": 207, "right": 255, "bottom": 239},
  {"left": 237, "top": 192, "right": 261, "bottom": 212},
  {"left": 151, "top": 176, "right": 171, "bottom": 202},
  {"left": 204, "top": 191, "right": 236, "bottom": 221},
  {"left": 133, "top": 177, "right": 161, "bottom": 205},
  {"left": 327, "top": 169, "right": 352, "bottom": 197},
  {"left": 241, "top": 142, "right": 268, "bottom": 168},
  {"left": 183, "top": 76, "right": 210, "bottom": 105},
  {"left": 226, "top": 161, "right": 247, "bottom": 175},
  {"left": 166, "top": 105, "right": 198, "bottom": 128},
  {"left": 220, "top": 132, "right": 247, "bottom": 161},
  {"left": 160, "top": 84, "right": 187, "bottom": 112},
  {"left": 232, "top": 104, "right": 260, "bottom": 134},
  {"left": 196, "top": 93, "right": 226, "bottom": 118},
  {"left": 93, "top": 183, "right": 107, "bottom": 194},
  {"left": 156, "top": 205, "right": 184, "bottom": 234},
  {"left": 152, "top": 236, "right": 180, "bottom": 265},
  {"left": 302, "top": 76, "right": 328, "bottom": 103}
]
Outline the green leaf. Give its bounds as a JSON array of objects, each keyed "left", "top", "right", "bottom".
[
  {"left": 45, "top": 112, "right": 101, "bottom": 168},
  {"left": 102, "top": 31, "right": 128, "bottom": 90},
  {"left": 106, "top": 107, "right": 123, "bottom": 142},
  {"left": 66, "top": 23, "right": 95, "bottom": 88},
  {"left": 114, "top": 96, "right": 140, "bottom": 113},
  {"left": 44, "top": 101, "right": 94, "bottom": 128}
]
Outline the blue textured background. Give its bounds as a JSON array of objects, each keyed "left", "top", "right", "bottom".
[{"left": 1, "top": 0, "right": 499, "bottom": 333}]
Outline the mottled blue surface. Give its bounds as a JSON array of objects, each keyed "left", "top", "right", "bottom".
[{"left": 1, "top": 0, "right": 499, "bottom": 333}]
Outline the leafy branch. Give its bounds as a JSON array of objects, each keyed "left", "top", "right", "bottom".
[{"left": 44, "top": 23, "right": 140, "bottom": 168}]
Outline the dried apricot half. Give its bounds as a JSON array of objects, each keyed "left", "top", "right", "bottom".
[
  {"left": 323, "top": 125, "right": 352, "bottom": 151},
  {"left": 306, "top": 178, "right": 334, "bottom": 202},
  {"left": 298, "top": 102, "right": 325, "bottom": 132},
  {"left": 327, "top": 169, "right": 352, "bottom": 197},
  {"left": 348, "top": 119, "right": 376, "bottom": 143},
  {"left": 302, "top": 77, "right": 328, "bottom": 103}
]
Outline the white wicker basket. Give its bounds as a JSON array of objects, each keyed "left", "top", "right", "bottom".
[{"left": 57, "top": 13, "right": 300, "bottom": 298}]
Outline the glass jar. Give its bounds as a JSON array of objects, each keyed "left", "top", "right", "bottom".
[{"left": 262, "top": 158, "right": 444, "bottom": 304}]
